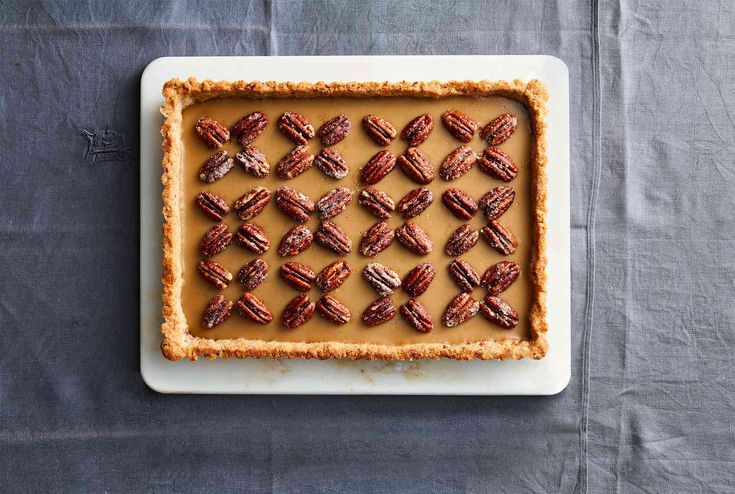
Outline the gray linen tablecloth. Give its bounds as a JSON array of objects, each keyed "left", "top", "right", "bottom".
[{"left": 1, "top": 1, "right": 733, "bottom": 492}]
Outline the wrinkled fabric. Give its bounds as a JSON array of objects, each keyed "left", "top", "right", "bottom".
[{"left": 0, "top": 1, "right": 733, "bottom": 492}]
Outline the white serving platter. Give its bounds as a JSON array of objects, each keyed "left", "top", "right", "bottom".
[{"left": 140, "top": 55, "right": 570, "bottom": 394}]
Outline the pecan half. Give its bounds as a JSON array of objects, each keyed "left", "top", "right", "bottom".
[
  {"left": 236, "top": 258, "right": 269, "bottom": 291},
  {"left": 233, "top": 186, "right": 271, "bottom": 221},
  {"left": 236, "top": 292, "right": 273, "bottom": 324},
  {"left": 362, "top": 297, "right": 396, "bottom": 326},
  {"left": 316, "top": 260, "right": 352, "bottom": 292},
  {"left": 441, "top": 110, "right": 477, "bottom": 143},
  {"left": 275, "top": 186, "right": 314, "bottom": 223},
  {"left": 481, "top": 221, "right": 517, "bottom": 255},
  {"left": 361, "top": 150, "right": 396, "bottom": 185},
  {"left": 277, "top": 145, "right": 314, "bottom": 179},
  {"left": 359, "top": 221, "right": 394, "bottom": 257},
  {"left": 199, "top": 150, "right": 234, "bottom": 183},
  {"left": 396, "top": 187, "right": 433, "bottom": 219},
  {"left": 442, "top": 188, "right": 477, "bottom": 220},
  {"left": 400, "top": 299, "right": 433, "bottom": 333},
  {"left": 482, "top": 261, "right": 520, "bottom": 295},
  {"left": 442, "top": 293, "right": 479, "bottom": 328},
  {"left": 395, "top": 222, "right": 433, "bottom": 255},
  {"left": 235, "top": 223, "right": 270, "bottom": 254},
  {"left": 231, "top": 111, "right": 268, "bottom": 146},
  {"left": 481, "top": 113, "right": 518, "bottom": 146},
  {"left": 195, "top": 191, "right": 230, "bottom": 221},
  {"left": 480, "top": 295, "right": 519, "bottom": 328},
  {"left": 314, "top": 147, "right": 349, "bottom": 179},
  {"left": 235, "top": 145, "right": 270, "bottom": 178},
  {"left": 402, "top": 263, "right": 436, "bottom": 297},
  {"left": 279, "top": 262, "right": 316, "bottom": 291},
  {"left": 278, "top": 225, "right": 313, "bottom": 256},
  {"left": 363, "top": 114, "right": 397, "bottom": 146},
  {"left": 316, "top": 294, "right": 351, "bottom": 324},
  {"left": 362, "top": 263, "right": 401, "bottom": 297},
  {"left": 195, "top": 117, "right": 230, "bottom": 148},
  {"left": 315, "top": 221, "right": 352, "bottom": 256},
  {"left": 358, "top": 187, "right": 394, "bottom": 219},
  {"left": 478, "top": 186, "right": 515, "bottom": 221},
  {"left": 448, "top": 259, "right": 480, "bottom": 293},
  {"left": 282, "top": 294, "right": 315, "bottom": 328},
  {"left": 397, "top": 147, "right": 434, "bottom": 185},
  {"left": 197, "top": 259, "right": 233, "bottom": 289},
  {"left": 202, "top": 294, "right": 233, "bottom": 328},
  {"left": 401, "top": 114, "right": 433, "bottom": 146},
  {"left": 439, "top": 145, "right": 476, "bottom": 181},
  {"left": 278, "top": 112, "right": 315, "bottom": 144},
  {"left": 316, "top": 187, "right": 353, "bottom": 220},
  {"left": 445, "top": 224, "right": 479, "bottom": 256},
  {"left": 317, "top": 114, "right": 351, "bottom": 146},
  {"left": 199, "top": 223, "right": 233, "bottom": 257},
  {"left": 477, "top": 147, "right": 518, "bottom": 182}
]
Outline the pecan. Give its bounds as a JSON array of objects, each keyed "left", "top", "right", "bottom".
[
  {"left": 315, "top": 221, "right": 352, "bottom": 256},
  {"left": 316, "top": 260, "right": 352, "bottom": 292},
  {"left": 277, "top": 112, "right": 315, "bottom": 144},
  {"left": 362, "top": 114, "right": 397, "bottom": 146},
  {"left": 195, "top": 117, "right": 230, "bottom": 148},
  {"left": 316, "top": 294, "right": 351, "bottom": 324},
  {"left": 359, "top": 221, "right": 394, "bottom": 257},
  {"left": 481, "top": 113, "right": 518, "bottom": 145},
  {"left": 236, "top": 292, "right": 273, "bottom": 324},
  {"left": 442, "top": 293, "right": 479, "bottom": 328},
  {"left": 279, "top": 262, "right": 316, "bottom": 291},
  {"left": 482, "top": 261, "right": 520, "bottom": 295},
  {"left": 314, "top": 147, "right": 349, "bottom": 179},
  {"left": 235, "top": 223, "right": 270, "bottom": 254},
  {"left": 317, "top": 114, "right": 351, "bottom": 146},
  {"left": 199, "top": 150, "right": 234, "bottom": 183},
  {"left": 362, "top": 263, "right": 401, "bottom": 297},
  {"left": 402, "top": 263, "right": 436, "bottom": 297},
  {"left": 439, "top": 145, "right": 476, "bottom": 181},
  {"left": 477, "top": 147, "right": 518, "bottom": 182},
  {"left": 197, "top": 259, "right": 233, "bottom": 289},
  {"left": 235, "top": 145, "right": 270, "bottom": 178},
  {"left": 236, "top": 258, "right": 269, "bottom": 291},
  {"left": 400, "top": 299, "right": 433, "bottom": 333},
  {"left": 396, "top": 187, "right": 433, "bottom": 219},
  {"left": 316, "top": 187, "right": 353, "bottom": 220},
  {"left": 282, "top": 294, "right": 315, "bottom": 328},
  {"left": 202, "top": 294, "right": 233, "bottom": 328},
  {"left": 445, "top": 224, "right": 479, "bottom": 256},
  {"left": 481, "top": 221, "right": 517, "bottom": 255},
  {"left": 275, "top": 186, "right": 314, "bottom": 223},
  {"left": 401, "top": 113, "right": 433, "bottom": 146},
  {"left": 397, "top": 147, "right": 434, "bottom": 185},
  {"left": 480, "top": 295, "right": 519, "bottom": 328},
  {"left": 442, "top": 188, "right": 477, "bottom": 220},
  {"left": 361, "top": 150, "right": 396, "bottom": 185},
  {"left": 441, "top": 110, "right": 478, "bottom": 143},
  {"left": 478, "top": 186, "right": 515, "bottom": 221},
  {"left": 448, "top": 259, "right": 480, "bottom": 293},
  {"left": 233, "top": 186, "right": 271, "bottom": 221},
  {"left": 199, "top": 223, "right": 233, "bottom": 257},
  {"left": 195, "top": 191, "right": 230, "bottom": 221},
  {"left": 359, "top": 187, "right": 394, "bottom": 219},
  {"left": 278, "top": 225, "right": 313, "bottom": 256},
  {"left": 277, "top": 145, "right": 314, "bottom": 179},
  {"left": 362, "top": 297, "right": 396, "bottom": 326},
  {"left": 231, "top": 111, "right": 268, "bottom": 146},
  {"left": 395, "top": 222, "right": 433, "bottom": 255}
]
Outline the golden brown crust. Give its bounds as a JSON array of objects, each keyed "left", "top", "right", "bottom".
[{"left": 160, "top": 77, "right": 549, "bottom": 361}]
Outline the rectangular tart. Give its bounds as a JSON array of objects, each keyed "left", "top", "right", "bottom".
[{"left": 160, "top": 78, "right": 548, "bottom": 361}]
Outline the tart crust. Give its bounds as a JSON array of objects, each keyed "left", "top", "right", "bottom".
[{"left": 160, "top": 78, "right": 549, "bottom": 361}]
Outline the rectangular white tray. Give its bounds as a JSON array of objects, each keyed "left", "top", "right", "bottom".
[{"left": 140, "top": 55, "right": 570, "bottom": 394}]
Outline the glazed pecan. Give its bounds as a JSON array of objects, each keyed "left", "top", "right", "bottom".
[
  {"left": 277, "top": 145, "right": 314, "bottom": 179},
  {"left": 282, "top": 294, "right": 315, "bottom": 328},
  {"left": 361, "top": 150, "right": 396, "bottom": 185},
  {"left": 233, "top": 186, "right": 271, "bottom": 221},
  {"left": 235, "top": 223, "right": 270, "bottom": 254},
  {"left": 448, "top": 259, "right": 480, "bottom": 293},
  {"left": 275, "top": 186, "right": 314, "bottom": 223},
  {"left": 402, "top": 263, "right": 436, "bottom": 297},
  {"left": 199, "top": 223, "right": 233, "bottom": 258},
  {"left": 199, "top": 150, "right": 234, "bottom": 183},
  {"left": 445, "top": 224, "right": 479, "bottom": 257},
  {"left": 441, "top": 110, "right": 477, "bottom": 143},
  {"left": 358, "top": 187, "right": 394, "bottom": 219},
  {"left": 235, "top": 145, "right": 270, "bottom": 178},
  {"left": 197, "top": 259, "right": 233, "bottom": 289},
  {"left": 401, "top": 113, "right": 433, "bottom": 146},
  {"left": 279, "top": 262, "right": 316, "bottom": 291},
  {"left": 480, "top": 295, "right": 519, "bottom": 328},
  {"left": 202, "top": 294, "right": 233, "bottom": 328},
  {"left": 478, "top": 186, "right": 515, "bottom": 221},
  {"left": 316, "top": 294, "right": 351, "bottom": 324},
  {"left": 278, "top": 112, "right": 315, "bottom": 144},
  {"left": 236, "top": 258, "right": 269, "bottom": 291},
  {"left": 396, "top": 187, "right": 433, "bottom": 219},
  {"left": 278, "top": 225, "right": 313, "bottom": 256},
  {"left": 195, "top": 191, "right": 230, "bottom": 221},
  {"left": 362, "top": 297, "right": 396, "bottom": 326},
  {"left": 315, "top": 221, "right": 352, "bottom": 256},
  {"left": 317, "top": 114, "right": 351, "bottom": 146},
  {"left": 442, "top": 293, "right": 479, "bottom": 327},
  {"left": 397, "top": 147, "right": 434, "bottom": 185},
  {"left": 316, "top": 260, "right": 352, "bottom": 292},
  {"left": 316, "top": 187, "right": 353, "bottom": 220},
  {"left": 395, "top": 222, "right": 433, "bottom": 255},
  {"left": 359, "top": 221, "right": 394, "bottom": 257},
  {"left": 231, "top": 111, "right": 268, "bottom": 146},
  {"left": 481, "top": 221, "right": 517, "bottom": 255},
  {"left": 442, "top": 188, "right": 478, "bottom": 220},
  {"left": 439, "top": 145, "right": 476, "bottom": 181},
  {"left": 195, "top": 117, "right": 230, "bottom": 148},
  {"left": 314, "top": 147, "right": 349, "bottom": 179},
  {"left": 400, "top": 299, "right": 433, "bottom": 333},
  {"left": 362, "top": 262, "right": 401, "bottom": 297},
  {"left": 482, "top": 261, "right": 520, "bottom": 295},
  {"left": 236, "top": 292, "right": 273, "bottom": 324},
  {"left": 362, "top": 114, "right": 397, "bottom": 146},
  {"left": 481, "top": 113, "right": 518, "bottom": 146},
  {"left": 477, "top": 147, "right": 518, "bottom": 182}
]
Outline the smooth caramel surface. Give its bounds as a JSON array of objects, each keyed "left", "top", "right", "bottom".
[{"left": 180, "top": 95, "right": 534, "bottom": 344}]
